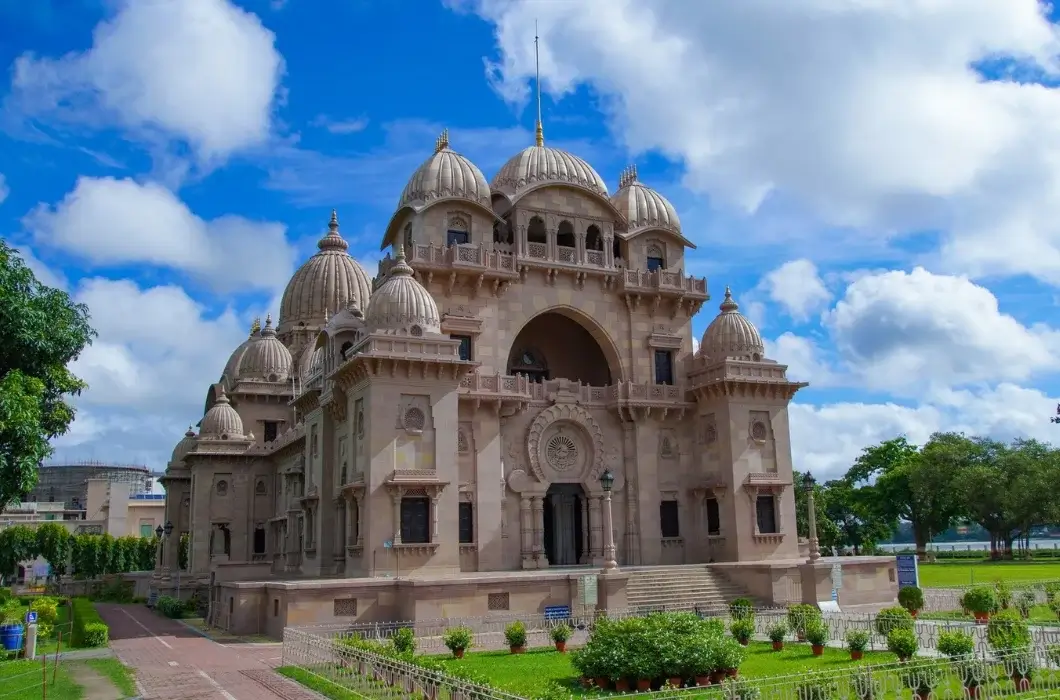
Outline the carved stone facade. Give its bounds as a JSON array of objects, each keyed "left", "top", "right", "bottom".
[{"left": 160, "top": 130, "right": 809, "bottom": 587}]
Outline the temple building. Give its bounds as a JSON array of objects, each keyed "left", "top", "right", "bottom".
[{"left": 158, "top": 128, "right": 896, "bottom": 633}]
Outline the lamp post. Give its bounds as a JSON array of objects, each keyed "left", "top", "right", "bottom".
[
  {"left": 163, "top": 521, "right": 181, "bottom": 599},
  {"left": 154, "top": 524, "right": 165, "bottom": 573},
  {"left": 599, "top": 469, "right": 618, "bottom": 571},
  {"left": 803, "top": 472, "right": 821, "bottom": 562}
]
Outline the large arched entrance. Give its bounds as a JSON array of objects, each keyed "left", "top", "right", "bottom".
[
  {"left": 506, "top": 309, "right": 620, "bottom": 386},
  {"left": 544, "top": 483, "right": 585, "bottom": 566}
]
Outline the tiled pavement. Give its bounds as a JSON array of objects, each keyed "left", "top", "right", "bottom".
[{"left": 95, "top": 604, "right": 321, "bottom": 700}]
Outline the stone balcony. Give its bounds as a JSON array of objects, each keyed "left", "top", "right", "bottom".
[
  {"left": 458, "top": 375, "right": 693, "bottom": 419},
  {"left": 458, "top": 372, "right": 534, "bottom": 415},
  {"left": 379, "top": 242, "right": 519, "bottom": 297},
  {"left": 618, "top": 268, "right": 710, "bottom": 318}
]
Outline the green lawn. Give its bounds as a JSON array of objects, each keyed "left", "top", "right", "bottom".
[
  {"left": 918, "top": 561, "right": 1060, "bottom": 587},
  {"left": 84, "top": 658, "right": 138, "bottom": 697},
  {"left": 278, "top": 666, "right": 370, "bottom": 700},
  {"left": 435, "top": 642, "right": 897, "bottom": 698},
  {"left": 0, "top": 658, "right": 81, "bottom": 700}
]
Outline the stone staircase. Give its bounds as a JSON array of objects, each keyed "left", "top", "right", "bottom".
[{"left": 625, "top": 565, "right": 761, "bottom": 612}]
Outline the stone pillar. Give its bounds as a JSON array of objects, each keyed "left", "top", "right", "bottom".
[
  {"left": 580, "top": 500, "right": 590, "bottom": 564},
  {"left": 355, "top": 494, "right": 364, "bottom": 547},
  {"left": 589, "top": 497, "right": 602, "bottom": 563},
  {"left": 430, "top": 493, "right": 441, "bottom": 543},
  {"left": 604, "top": 235, "right": 615, "bottom": 268},
  {"left": 532, "top": 496, "right": 546, "bottom": 565},
  {"left": 576, "top": 230, "right": 586, "bottom": 264},
  {"left": 391, "top": 490, "right": 403, "bottom": 545},
  {"left": 519, "top": 496, "right": 532, "bottom": 567}
]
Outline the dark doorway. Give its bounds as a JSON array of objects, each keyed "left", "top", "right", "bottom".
[{"left": 543, "top": 483, "right": 585, "bottom": 566}]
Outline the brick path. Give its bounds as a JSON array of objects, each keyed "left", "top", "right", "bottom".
[{"left": 95, "top": 604, "right": 320, "bottom": 700}]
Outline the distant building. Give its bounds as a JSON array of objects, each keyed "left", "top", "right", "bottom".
[{"left": 30, "top": 462, "right": 157, "bottom": 511}]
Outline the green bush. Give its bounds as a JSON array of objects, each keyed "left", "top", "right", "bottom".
[
  {"left": 886, "top": 627, "right": 918, "bottom": 659},
  {"left": 442, "top": 626, "right": 473, "bottom": 655},
  {"left": 767, "top": 621, "right": 787, "bottom": 643},
  {"left": 796, "top": 679, "right": 836, "bottom": 700},
  {"left": 71, "top": 598, "right": 108, "bottom": 648},
  {"left": 503, "top": 621, "right": 527, "bottom": 648},
  {"left": 730, "top": 616, "right": 755, "bottom": 643},
  {"left": 804, "top": 621, "right": 828, "bottom": 646},
  {"left": 391, "top": 627, "right": 415, "bottom": 655},
  {"left": 845, "top": 629, "right": 869, "bottom": 652},
  {"left": 1048, "top": 598, "right": 1060, "bottom": 621},
  {"left": 1047, "top": 643, "right": 1060, "bottom": 667},
  {"left": 155, "top": 596, "right": 186, "bottom": 619},
  {"left": 897, "top": 586, "right": 924, "bottom": 613},
  {"left": 729, "top": 597, "right": 754, "bottom": 619},
  {"left": 994, "top": 581, "right": 1012, "bottom": 609},
  {"left": 901, "top": 659, "right": 942, "bottom": 695},
  {"left": 786, "top": 604, "right": 821, "bottom": 636},
  {"left": 986, "top": 609, "right": 1031, "bottom": 652},
  {"left": 550, "top": 623, "right": 571, "bottom": 643},
  {"left": 962, "top": 586, "right": 997, "bottom": 614},
  {"left": 937, "top": 630, "right": 975, "bottom": 658},
  {"left": 874, "top": 606, "right": 914, "bottom": 636}
]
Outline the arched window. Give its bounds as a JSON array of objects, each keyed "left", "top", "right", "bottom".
[
  {"left": 446, "top": 214, "right": 469, "bottom": 246},
  {"left": 509, "top": 348, "right": 549, "bottom": 384},
  {"left": 557, "top": 220, "right": 575, "bottom": 248},
  {"left": 403, "top": 223, "right": 413, "bottom": 250},
  {"left": 586, "top": 225, "right": 603, "bottom": 251},
  {"left": 339, "top": 341, "right": 353, "bottom": 359},
  {"left": 527, "top": 216, "right": 546, "bottom": 244},
  {"left": 646, "top": 243, "right": 666, "bottom": 272}
]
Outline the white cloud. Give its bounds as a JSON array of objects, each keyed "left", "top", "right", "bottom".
[
  {"left": 9, "top": 0, "right": 284, "bottom": 164},
  {"left": 312, "top": 116, "right": 369, "bottom": 134},
  {"left": 826, "top": 267, "right": 1060, "bottom": 392},
  {"left": 761, "top": 259, "right": 831, "bottom": 321},
  {"left": 24, "top": 176, "right": 296, "bottom": 293},
  {"left": 467, "top": 0, "right": 1060, "bottom": 283},
  {"left": 766, "top": 332, "right": 833, "bottom": 387},
  {"left": 0, "top": 173, "right": 8, "bottom": 204},
  {"left": 790, "top": 383, "right": 1060, "bottom": 480}
]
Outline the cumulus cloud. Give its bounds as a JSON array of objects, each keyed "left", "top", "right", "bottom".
[
  {"left": 465, "top": 0, "right": 1060, "bottom": 283},
  {"left": 24, "top": 176, "right": 296, "bottom": 293},
  {"left": 761, "top": 259, "right": 831, "bottom": 321},
  {"left": 8, "top": 0, "right": 284, "bottom": 164},
  {"left": 765, "top": 333, "right": 833, "bottom": 387}
]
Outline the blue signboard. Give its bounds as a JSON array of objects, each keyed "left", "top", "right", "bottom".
[
  {"left": 543, "top": 605, "right": 571, "bottom": 621},
  {"left": 25, "top": 611, "right": 37, "bottom": 624},
  {"left": 895, "top": 554, "right": 919, "bottom": 589}
]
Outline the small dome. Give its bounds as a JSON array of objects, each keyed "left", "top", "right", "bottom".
[
  {"left": 325, "top": 299, "right": 366, "bottom": 336},
  {"left": 222, "top": 319, "right": 260, "bottom": 384},
  {"left": 170, "top": 426, "right": 197, "bottom": 464},
  {"left": 491, "top": 145, "right": 608, "bottom": 200},
  {"left": 200, "top": 389, "right": 244, "bottom": 439},
  {"left": 279, "top": 211, "right": 373, "bottom": 336},
  {"left": 301, "top": 344, "right": 326, "bottom": 381},
  {"left": 611, "top": 165, "right": 681, "bottom": 236},
  {"left": 237, "top": 314, "right": 293, "bottom": 382},
  {"left": 365, "top": 245, "right": 441, "bottom": 335},
  {"left": 397, "top": 130, "right": 491, "bottom": 211},
  {"left": 700, "top": 287, "right": 765, "bottom": 362}
]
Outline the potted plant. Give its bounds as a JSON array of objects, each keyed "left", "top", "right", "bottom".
[
  {"left": 730, "top": 617, "right": 755, "bottom": 646},
  {"left": 986, "top": 609, "right": 1032, "bottom": 654},
  {"left": 767, "top": 621, "right": 787, "bottom": 651},
  {"left": 1048, "top": 643, "right": 1060, "bottom": 668},
  {"left": 0, "top": 603, "right": 24, "bottom": 654},
  {"left": 504, "top": 621, "right": 527, "bottom": 654},
  {"left": 1007, "top": 650, "right": 1035, "bottom": 691},
  {"left": 549, "top": 623, "right": 570, "bottom": 652},
  {"left": 898, "top": 586, "right": 925, "bottom": 618},
  {"left": 994, "top": 581, "right": 1012, "bottom": 610},
  {"left": 937, "top": 630, "right": 975, "bottom": 659},
  {"left": 901, "top": 659, "right": 942, "bottom": 700},
  {"left": 805, "top": 621, "right": 828, "bottom": 656},
  {"left": 962, "top": 586, "right": 997, "bottom": 624},
  {"left": 716, "top": 637, "right": 746, "bottom": 679},
  {"left": 442, "top": 625, "right": 473, "bottom": 659},
  {"left": 787, "top": 604, "right": 820, "bottom": 642},
  {"left": 957, "top": 659, "right": 989, "bottom": 699},
  {"left": 722, "top": 678, "right": 761, "bottom": 699},
  {"left": 729, "top": 598, "right": 754, "bottom": 620},
  {"left": 849, "top": 667, "right": 881, "bottom": 699},
  {"left": 796, "top": 679, "right": 836, "bottom": 700},
  {"left": 886, "top": 627, "right": 918, "bottom": 662},
  {"left": 845, "top": 629, "right": 869, "bottom": 660},
  {"left": 687, "top": 641, "right": 716, "bottom": 687},
  {"left": 874, "top": 606, "right": 914, "bottom": 636}
]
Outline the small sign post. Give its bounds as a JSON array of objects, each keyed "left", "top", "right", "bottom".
[
  {"left": 581, "top": 574, "right": 598, "bottom": 607},
  {"left": 25, "top": 611, "right": 37, "bottom": 625},
  {"left": 895, "top": 554, "right": 919, "bottom": 589}
]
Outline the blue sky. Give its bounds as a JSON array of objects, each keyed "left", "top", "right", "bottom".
[{"left": 1, "top": 0, "right": 1059, "bottom": 478}]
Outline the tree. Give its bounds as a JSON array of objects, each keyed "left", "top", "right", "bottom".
[
  {"left": 0, "top": 242, "right": 95, "bottom": 508},
  {"left": 794, "top": 471, "right": 841, "bottom": 553},
  {"left": 35, "top": 521, "right": 73, "bottom": 579},
  {"left": 820, "top": 479, "right": 894, "bottom": 555},
  {"left": 0, "top": 525, "right": 39, "bottom": 583}
]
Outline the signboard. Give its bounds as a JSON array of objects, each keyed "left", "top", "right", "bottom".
[
  {"left": 830, "top": 563, "right": 843, "bottom": 589},
  {"left": 25, "top": 611, "right": 37, "bottom": 624},
  {"left": 383, "top": 540, "right": 393, "bottom": 549},
  {"left": 581, "top": 575, "right": 598, "bottom": 606},
  {"left": 544, "top": 605, "right": 571, "bottom": 621},
  {"left": 818, "top": 600, "right": 841, "bottom": 614},
  {"left": 831, "top": 589, "right": 838, "bottom": 602},
  {"left": 895, "top": 554, "right": 919, "bottom": 589}
]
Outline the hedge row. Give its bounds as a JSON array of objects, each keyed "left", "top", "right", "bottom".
[{"left": 71, "top": 597, "right": 108, "bottom": 648}]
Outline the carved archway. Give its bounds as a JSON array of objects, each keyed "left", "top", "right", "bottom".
[
  {"left": 526, "top": 404, "right": 605, "bottom": 486},
  {"left": 507, "top": 305, "right": 625, "bottom": 384}
]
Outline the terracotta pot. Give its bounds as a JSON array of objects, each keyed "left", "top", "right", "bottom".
[
  {"left": 695, "top": 676, "right": 712, "bottom": 687},
  {"left": 554, "top": 641, "right": 566, "bottom": 653},
  {"left": 635, "top": 679, "right": 650, "bottom": 691},
  {"left": 615, "top": 679, "right": 630, "bottom": 691},
  {"left": 812, "top": 644, "right": 825, "bottom": 656},
  {"left": 964, "top": 685, "right": 980, "bottom": 699},
  {"left": 772, "top": 641, "right": 784, "bottom": 651},
  {"left": 973, "top": 612, "right": 989, "bottom": 624},
  {"left": 579, "top": 677, "right": 590, "bottom": 688},
  {"left": 739, "top": 638, "right": 749, "bottom": 646},
  {"left": 1011, "top": 675, "right": 1031, "bottom": 692},
  {"left": 850, "top": 650, "right": 863, "bottom": 661},
  {"left": 510, "top": 645, "right": 525, "bottom": 654},
  {"left": 797, "top": 633, "right": 807, "bottom": 642},
  {"left": 726, "top": 669, "right": 739, "bottom": 679},
  {"left": 898, "top": 655, "right": 910, "bottom": 663},
  {"left": 711, "top": 671, "right": 726, "bottom": 684},
  {"left": 453, "top": 649, "right": 465, "bottom": 659},
  {"left": 594, "top": 676, "right": 609, "bottom": 690},
  {"left": 916, "top": 692, "right": 931, "bottom": 700},
  {"left": 910, "top": 610, "right": 918, "bottom": 619},
  {"left": 668, "top": 677, "right": 683, "bottom": 688}
]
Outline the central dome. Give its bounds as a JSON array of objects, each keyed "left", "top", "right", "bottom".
[
  {"left": 491, "top": 145, "right": 608, "bottom": 200},
  {"left": 278, "top": 211, "right": 373, "bottom": 336}
]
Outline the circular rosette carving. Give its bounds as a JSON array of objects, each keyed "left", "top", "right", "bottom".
[{"left": 525, "top": 404, "right": 605, "bottom": 483}]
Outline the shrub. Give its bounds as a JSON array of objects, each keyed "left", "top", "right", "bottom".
[
  {"left": 986, "top": 609, "right": 1031, "bottom": 652},
  {"left": 722, "top": 678, "right": 761, "bottom": 699},
  {"left": 0, "top": 589, "right": 11, "bottom": 604},
  {"left": 787, "top": 604, "right": 821, "bottom": 636},
  {"left": 1044, "top": 581, "right": 1060, "bottom": 601},
  {"left": 391, "top": 627, "right": 415, "bottom": 655},
  {"left": 874, "top": 606, "right": 914, "bottom": 636},
  {"left": 1050, "top": 598, "right": 1060, "bottom": 621},
  {"left": 937, "top": 630, "right": 975, "bottom": 658},
  {"left": 957, "top": 659, "right": 989, "bottom": 688},
  {"left": 962, "top": 586, "right": 997, "bottom": 614},
  {"left": 901, "top": 659, "right": 942, "bottom": 695},
  {"left": 155, "top": 596, "right": 186, "bottom": 619},
  {"left": 442, "top": 626, "right": 473, "bottom": 654},
  {"left": 804, "top": 621, "right": 828, "bottom": 646},
  {"left": 71, "top": 598, "right": 108, "bottom": 648},
  {"left": 767, "top": 621, "right": 787, "bottom": 643},
  {"left": 886, "top": 627, "right": 918, "bottom": 659},
  {"left": 715, "top": 636, "right": 746, "bottom": 670},
  {"left": 550, "top": 623, "right": 571, "bottom": 643},
  {"left": 897, "top": 586, "right": 924, "bottom": 613},
  {"left": 796, "top": 679, "right": 836, "bottom": 700},
  {"left": 503, "top": 621, "right": 527, "bottom": 648},
  {"left": 729, "top": 597, "right": 754, "bottom": 619},
  {"left": 1047, "top": 643, "right": 1060, "bottom": 667},
  {"left": 845, "top": 629, "right": 869, "bottom": 652},
  {"left": 994, "top": 581, "right": 1012, "bottom": 609},
  {"left": 730, "top": 617, "right": 755, "bottom": 643},
  {"left": 1014, "top": 590, "right": 1036, "bottom": 618}
]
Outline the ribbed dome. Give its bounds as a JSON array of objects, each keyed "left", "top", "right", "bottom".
[
  {"left": 278, "top": 211, "right": 373, "bottom": 335},
  {"left": 611, "top": 165, "right": 681, "bottom": 236},
  {"left": 169, "top": 427, "right": 197, "bottom": 464},
  {"left": 222, "top": 320, "right": 260, "bottom": 383},
  {"left": 301, "top": 344, "right": 326, "bottom": 381},
  {"left": 365, "top": 245, "right": 441, "bottom": 335},
  {"left": 398, "top": 130, "right": 491, "bottom": 211},
  {"left": 200, "top": 389, "right": 244, "bottom": 439},
  {"left": 700, "top": 288, "right": 766, "bottom": 362},
  {"left": 325, "top": 300, "right": 365, "bottom": 336},
  {"left": 237, "top": 314, "right": 293, "bottom": 382},
  {"left": 491, "top": 145, "right": 608, "bottom": 199}
]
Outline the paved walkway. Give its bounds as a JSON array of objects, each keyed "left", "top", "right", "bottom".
[{"left": 95, "top": 604, "right": 320, "bottom": 700}]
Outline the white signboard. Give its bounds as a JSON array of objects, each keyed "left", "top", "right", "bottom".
[
  {"left": 581, "top": 574, "right": 599, "bottom": 606},
  {"left": 818, "top": 600, "right": 842, "bottom": 614},
  {"left": 830, "top": 563, "right": 843, "bottom": 589}
]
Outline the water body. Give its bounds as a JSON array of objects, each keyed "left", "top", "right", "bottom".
[{"left": 877, "top": 539, "right": 1060, "bottom": 552}]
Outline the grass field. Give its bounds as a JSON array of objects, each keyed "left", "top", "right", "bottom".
[
  {"left": 0, "top": 658, "right": 81, "bottom": 700},
  {"left": 918, "top": 561, "right": 1060, "bottom": 587},
  {"left": 85, "top": 657, "right": 138, "bottom": 697}
]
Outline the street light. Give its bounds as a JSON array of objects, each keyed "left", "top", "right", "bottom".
[
  {"left": 599, "top": 469, "right": 618, "bottom": 571},
  {"left": 803, "top": 472, "right": 816, "bottom": 493},
  {"left": 803, "top": 471, "right": 821, "bottom": 562},
  {"left": 155, "top": 525, "right": 163, "bottom": 539},
  {"left": 163, "top": 521, "right": 174, "bottom": 537},
  {"left": 162, "top": 521, "right": 181, "bottom": 599}
]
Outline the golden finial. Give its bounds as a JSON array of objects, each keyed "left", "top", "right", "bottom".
[
  {"left": 534, "top": 20, "right": 544, "bottom": 147},
  {"left": 435, "top": 128, "right": 450, "bottom": 153},
  {"left": 250, "top": 317, "right": 261, "bottom": 335}
]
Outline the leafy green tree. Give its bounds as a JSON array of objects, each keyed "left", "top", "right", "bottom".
[
  {"left": 794, "top": 470, "right": 841, "bottom": 553},
  {"left": 34, "top": 521, "right": 73, "bottom": 578},
  {"left": 0, "top": 242, "right": 95, "bottom": 508},
  {"left": 820, "top": 478, "right": 894, "bottom": 555},
  {"left": 0, "top": 525, "right": 39, "bottom": 583}
]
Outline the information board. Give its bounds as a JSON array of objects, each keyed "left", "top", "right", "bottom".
[
  {"left": 544, "top": 605, "right": 571, "bottom": 621},
  {"left": 581, "top": 575, "right": 598, "bottom": 606},
  {"left": 895, "top": 554, "right": 919, "bottom": 588}
]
